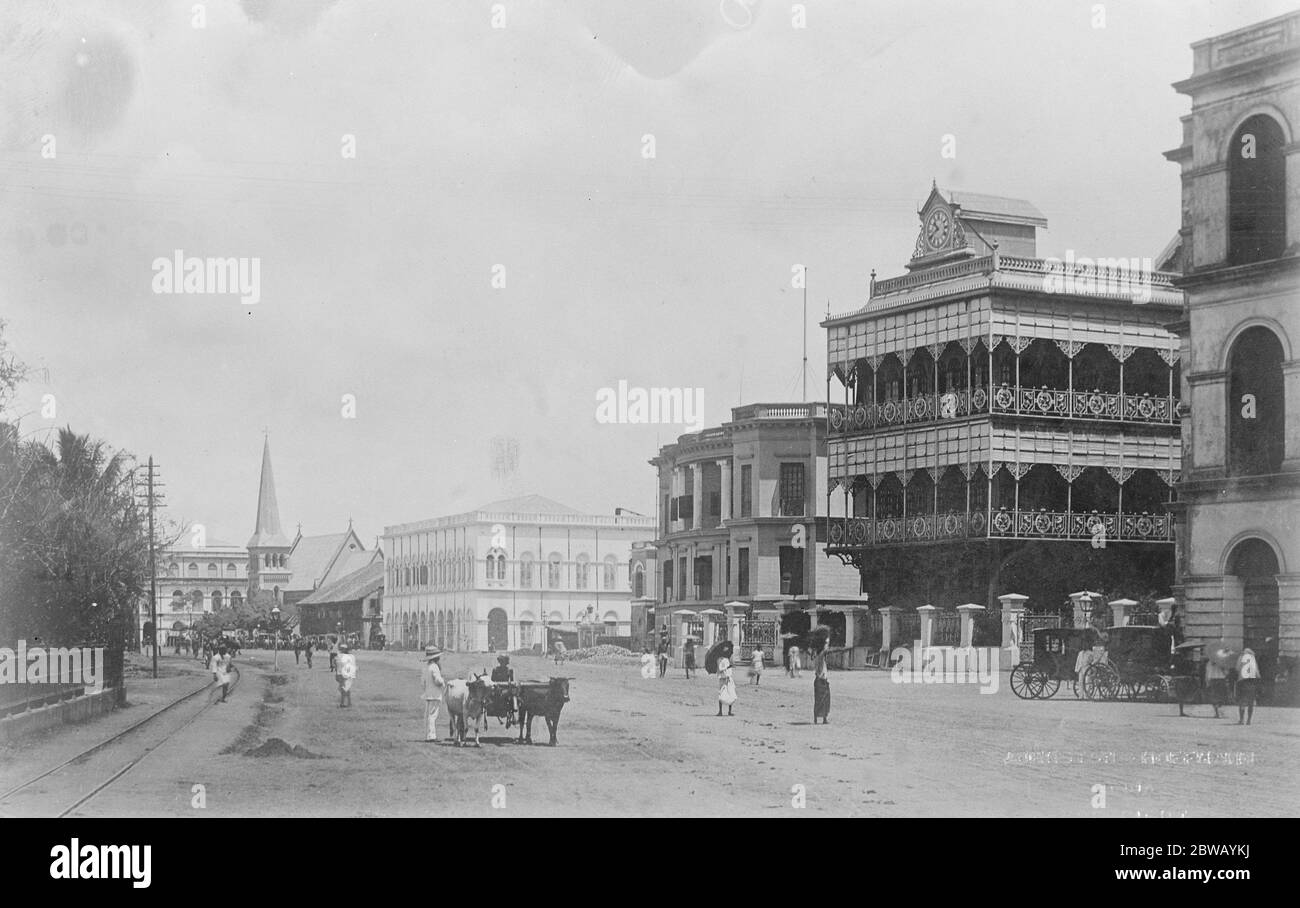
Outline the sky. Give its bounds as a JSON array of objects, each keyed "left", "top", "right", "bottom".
[{"left": 0, "top": 0, "right": 1291, "bottom": 548}]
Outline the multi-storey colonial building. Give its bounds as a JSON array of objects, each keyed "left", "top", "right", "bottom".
[
  {"left": 649, "top": 403, "right": 863, "bottom": 659},
  {"left": 1164, "top": 12, "right": 1300, "bottom": 661},
  {"left": 148, "top": 538, "right": 249, "bottom": 647},
  {"left": 381, "top": 494, "right": 655, "bottom": 651},
  {"left": 823, "top": 187, "right": 1185, "bottom": 610}
]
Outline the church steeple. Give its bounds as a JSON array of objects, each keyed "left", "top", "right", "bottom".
[{"left": 247, "top": 436, "right": 291, "bottom": 549}]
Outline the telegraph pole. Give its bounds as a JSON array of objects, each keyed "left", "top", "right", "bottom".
[{"left": 135, "top": 458, "right": 165, "bottom": 679}]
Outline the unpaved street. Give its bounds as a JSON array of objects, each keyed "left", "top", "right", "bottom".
[{"left": 9, "top": 650, "right": 1298, "bottom": 817}]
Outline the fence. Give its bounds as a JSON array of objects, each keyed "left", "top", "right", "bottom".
[
  {"left": 0, "top": 637, "right": 124, "bottom": 719},
  {"left": 855, "top": 610, "right": 884, "bottom": 649},
  {"left": 973, "top": 609, "right": 1002, "bottom": 647},
  {"left": 895, "top": 611, "right": 921, "bottom": 645},
  {"left": 931, "top": 611, "right": 961, "bottom": 646}
]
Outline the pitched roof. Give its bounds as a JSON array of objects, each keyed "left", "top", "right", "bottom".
[
  {"left": 940, "top": 188, "right": 1047, "bottom": 227},
  {"left": 473, "top": 494, "right": 580, "bottom": 515},
  {"left": 298, "top": 561, "right": 385, "bottom": 606},
  {"left": 287, "top": 527, "right": 371, "bottom": 592},
  {"left": 247, "top": 438, "right": 291, "bottom": 549}
]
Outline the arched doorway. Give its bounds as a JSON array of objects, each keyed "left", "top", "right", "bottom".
[
  {"left": 487, "top": 608, "right": 508, "bottom": 651},
  {"left": 1227, "top": 538, "right": 1280, "bottom": 654},
  {"left": 1228, "top": 114, "right": 1286, "bottom": 265}
]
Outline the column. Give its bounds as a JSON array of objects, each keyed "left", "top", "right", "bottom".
[
  {"left": 843, "top": 609, "right": 857, "bottom": 653},
  {"left": 917, "top": 604, "right": 937, "bottom": 649},
  {"left": 692, "top": 464, "right": 703, "bottom": 529},
  {"left": 1283, "top": 361, "right": 1300, "bottom": 470},
  {"left": 957, "top": 603, "right": 985, "bottom": 648},
  {"left": 1108, "top": 598, "right": 1136, "bottom": 627},
  {"left": 879, "top": 606, "right": 896, "bottom": 655},
  {"left": 1275, "top": 574, "right": 1300, "bottom": 660},
  {"left": 719, "top": 459, "right": 733, "bottom": 521},
  {"left": 999, "top": 592, "right": 1028, "bottom": 663}
]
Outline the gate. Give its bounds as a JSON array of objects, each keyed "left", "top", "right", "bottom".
[
  {"left": 1017, "top": 611, "right": 1062, "bottom": 662},
  {"left": 739, "top": 618, "right": 778, "bottom": 662}
]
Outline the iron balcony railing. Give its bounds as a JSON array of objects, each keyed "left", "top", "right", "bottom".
[
  {"left": 826, "top": 507, "right": 1173, "bottom": 548},
  {"left": 828, "top": 384, "right": 1175, "bottom": 434}
]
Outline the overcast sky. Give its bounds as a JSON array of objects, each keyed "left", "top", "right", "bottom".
[{"left": 0, "top": 0, "right": 1289, "bottom": 547}]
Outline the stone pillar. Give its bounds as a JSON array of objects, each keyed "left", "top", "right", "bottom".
[
  {"left": 957, "top": 603, "right": 984, "bottom": 648},
  {"left": 719, "top": 459, "right": 732, "bottom": 522},
  {"left": 1282, "top": 361, "right": 1300, "bottom": 471},
  {"left": 843, "top": 609, "right": 857, "bottom": 650},
  {"left": 878, "top": 606, "right": 896, "bottom": 655},
  {"left": 1068, "top": 590, "right": 1100, "bottom": 628},
  {"left": 1108, "top": 598, "right": 1137, "bottom": 627},
  {"left": 692, "top": 464, "right": 703, "bottom": 529},
  {"left": 1276, "top": 574, "right": 1300, "bottom": 658},
  {"left": 917, "top": 604, "right": 937, "bottom": 649},
  {"left": 998, "top": 593, "right": 1028, "bottom": 663}
]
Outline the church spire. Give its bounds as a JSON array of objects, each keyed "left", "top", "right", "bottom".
[{"left": 247, "top": 436, "right": 290, "bottom": 549}]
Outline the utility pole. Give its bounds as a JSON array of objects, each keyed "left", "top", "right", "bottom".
[
  {"left": 135, "top": 458, "right": 165, "bottom": 679},
  {"left": 802, "top": 267, "right": 808, "bottom": 402}
]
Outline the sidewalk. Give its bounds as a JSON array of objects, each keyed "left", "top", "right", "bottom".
[{"left": 0, "top": 654, "right": 213, "bottom": 789}]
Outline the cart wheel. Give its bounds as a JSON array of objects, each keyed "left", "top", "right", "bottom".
[
  {"left": 1072, "top": 679, "right": 1082, "bottom": 699},
  {"left": 1083, "top": 662, "right": 1120, "bottom": 701},
  {"left": 1039, "top": 677, "right": 1061, "bottom": 699},
  {"left": 1124, "top": 680, "right": 1145, "bottom": 701},
  {"left": 1026, "top": 667, "right": 1049, "bottom": 699},
  {"left": 1010, "top": 664, "right": 1034, "bottom": 700}
]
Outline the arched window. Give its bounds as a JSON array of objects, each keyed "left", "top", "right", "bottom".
[
  {"left": 633, "top": 563, "right": 645, "bottom": 598},
  {"left": 547, "top": 553, "right": 563, "bottom": 589},
  {"left": 603, "top": 555, "right": 618, "bottom": 590},
  {"left": 1228, "top": 115, "right": 1286, "bottom": 265},
  {"left": 419, "top": 565, "right": 429, "bottom": 586},
  {"left": 168, "top": 563, "right": 180, "bottom": 578},
  {"left": 188, "top": 563, "right": 198, "bottom": 576},
  {"left": 190, "top": 590, "right": 203, "bottom": 609},
  {"left": 208, "top": 563, "right": 217, "bottom": 577},
  {"left": 1228, "top": 326, "right": 1285, "bottom": 476},
  {"left": 171, "top": 590, "right": 185, "bottom": 609},
  {"left": 226, "top": 562, "right": 236, "bottom": 575},
  {"left": 575, "top": 553, "right": 590, "bottom": 590},
  {"left": 520, "top": 553, "right": 534, "bottom": 588},
  {"left": 230, "top": 590, "right": 243, "bottom": 610},
  {"left": 211, "top": 591, "right": 223, "bottom": 611}
]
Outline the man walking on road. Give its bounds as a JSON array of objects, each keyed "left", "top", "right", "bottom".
[
  {"left": 336, "top": 643, "right": 357, "bottom": 708},
  {"left": 422, "top": 646, "right": 446, "bottom": 742}
]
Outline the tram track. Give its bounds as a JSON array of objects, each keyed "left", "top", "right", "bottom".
[{"left": 0, "top": 665, "right": 242, "bottom": 818}]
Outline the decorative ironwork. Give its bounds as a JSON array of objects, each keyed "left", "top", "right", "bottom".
[
  {"left": 911, "top": 395, "right": 931, "bottom": 419},
  {"left": 1104, "top": 466, "right": 1135, "bottom": 485},
  {"left": 829, "top": 406, "right": 847, "bottom": 431},
  {"left": 970, "top": 387, "right": 989, "bottom": 411},
  {"left": 1054, "top": 464, "right": 1084, "bottom": 482},
  {"left": 1104, "top": 343, "right": 1136, "bottom": 362},
  {"left": 853, "top": 405, "right": 870, "bottom": 428},
  {"left": 1054, "top": 339, "right": 1085, "bottom": 358},
  {"left": 1010, "top": 336, "right": 1033, "bottom": 354},
  {"left": 992, "top": 509, "right": 1014, "bottom": 533},
  {"left": 1158, "top": 346, "right": 1180, "bottom": 367},
  {"left": 959, "top": 336, "right": 979, "bottom": 354},
  {"left": 969, "top": 511, "right": 987, "bottom": 534},
  {"left": 1007, "top": 463, "right": 1032, "bottom": 480},
  {"left": 993, "top": 385, "right": 1015, "bottom": 411}
]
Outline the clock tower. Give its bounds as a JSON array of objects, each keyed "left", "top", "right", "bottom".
[{"left": 906, "top": 183, "right": 1047, "bottom": 272}]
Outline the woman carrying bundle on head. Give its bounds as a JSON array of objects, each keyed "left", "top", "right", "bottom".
[{"left": 809, "top": 626, "right": 831, "bottom": 724}]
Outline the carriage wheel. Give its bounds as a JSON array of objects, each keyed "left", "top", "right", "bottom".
[
  {"left": 1072, "top": 679, "right": 1083, "bottom": 699},
  {"left": 1083, "top": 663, "right": 1120, "bottom": 701},
  {"left": 1038, "top": 677, "right": 1061, "bottom": 699},
  {"left": 1124, "top": 679, "right": 1146, "bottom": 701},
  {"left": 1010, "top": 664, "right": 1034, "bottom": 700}
]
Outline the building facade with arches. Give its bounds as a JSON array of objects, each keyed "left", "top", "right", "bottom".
[
  {"left": 143, "top": 538, "right": 249, "bottom": 647},
  {"left": 1165, "top": 12, "right": 1300, "bottom": 659},
  {"left": 381, "top": 494, "right": 656, "bottom": 652}
]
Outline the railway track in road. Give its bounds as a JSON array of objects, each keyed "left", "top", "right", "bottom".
[{"left": 0, "top": 665, "right": 242, "bottom": 818}]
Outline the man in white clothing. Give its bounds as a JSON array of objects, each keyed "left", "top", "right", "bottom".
[{"left": 422, "top": 646, "right": 446, "bottom": 741}]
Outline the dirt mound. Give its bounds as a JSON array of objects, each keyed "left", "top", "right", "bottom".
[
  {"left": 243, "top": 737, "right": 322, "bottom": 759},
  {"left": 561, "top": 645, "right": 640, "bottom": 664},
  {"left": 268, "top": 674, "right": 290, "bottom": 686}
]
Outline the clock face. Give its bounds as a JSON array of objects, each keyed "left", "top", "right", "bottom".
[{"left": 925, "top": 209, "right": 952, "bottom": 249}]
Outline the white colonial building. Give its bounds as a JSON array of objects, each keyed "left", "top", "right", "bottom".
[
  {"left": 381, "top": 494, "right": 657, "bottom": 651},
  {"left": 147, "top": 538, "right": 249, "bottom": 647}
]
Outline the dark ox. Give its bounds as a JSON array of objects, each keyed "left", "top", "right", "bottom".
[
  {"left": 516, "top": 677, "right": 571, "bottom": 746},
  {"left": 445, "top": 674, "right": 492, "bottom": 747}
]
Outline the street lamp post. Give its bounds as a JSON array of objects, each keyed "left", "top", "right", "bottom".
[{"left": 271, "top": 606, "right": 281, "bottom": 670}]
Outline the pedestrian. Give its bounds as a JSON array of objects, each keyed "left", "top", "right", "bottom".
[
  {"left": 1236, "top": 647, "right": 1260, "bottom": 725},
  {"left": 788, "top": 645, "right": 801, "bottom": 679},
  {"left": 683, "top": 638, "right": 697, "bottom": 679},
  {"left": 749, "top": 646, "right": 764, "bottom": 685},
  {"left": 293, "top": 636, "right": 302, "bottom": 665},
  {"left": 657, "top": 640, "right": 669, "bottom": 678},
  {"left": 553, "top": 639, "right": 567, "bottom": 665},
  {"left": 812, "top": 642, "right": 830, "bottom": 724},
  {"left": 422, "top": 646, "right": 446, "bottom": 742},
  {"left": 1204, "top": 653, "right": 1228, "bottom": 719},
  {"left": 211, "top": 646, "right": 232, "bottom": 703},
  {"left": 335, "top": 643, "right": 356, "bottom": 708},
  {"left": 716, "top": 642, "right": 737, "bottom": 717},
  {"left": 305, "top": 637, "right": 314, "bottom": 669},
  {"left": 328, "top": 637, "right": 339, "bottom": 673}
]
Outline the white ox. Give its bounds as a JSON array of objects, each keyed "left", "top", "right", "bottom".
[{"left": 445, "top": 674, "right": 493, "bottom": 747}]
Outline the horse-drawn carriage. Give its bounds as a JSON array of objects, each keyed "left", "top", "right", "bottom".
[
  {"left": 1079, "top": 625, "right": 1192, "bottom": 702},
  {"left": 1010, "top": 626, "right": 1102, "bottom": 699}
]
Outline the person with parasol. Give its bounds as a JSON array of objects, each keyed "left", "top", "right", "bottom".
[
  {"left": 706, "top": 640, "right": 737, "bottom": 716},
  {"left": 809, "top": 625, "right": 831, "bottom": 724},
  {"left": 1204, "top": 642, "right": 1234, "bottom": 719}
]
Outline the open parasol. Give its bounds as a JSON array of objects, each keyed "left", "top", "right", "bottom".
[
  {"left": 705, "top": 639, "right": 734, "bottom": 674},
  {"left": 1208, "top": 642, "right": 1238, "bottom": 669}
]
